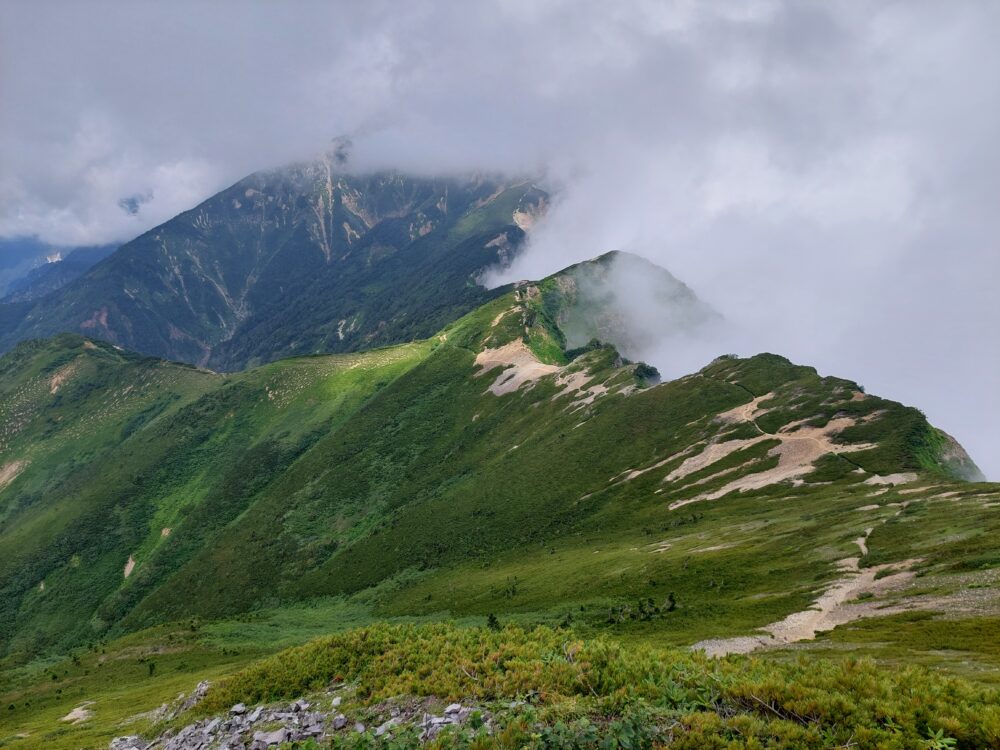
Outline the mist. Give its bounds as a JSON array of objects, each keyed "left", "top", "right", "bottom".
[{"left": 1, "top": 1, "right": 997, "bottom": 476}]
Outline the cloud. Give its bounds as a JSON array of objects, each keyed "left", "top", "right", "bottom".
[{"left": 0, "top": 0, "right": 997, "bottom": 476}]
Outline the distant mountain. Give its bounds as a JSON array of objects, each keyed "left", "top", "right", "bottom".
[
  {"left": 1, "top": 244, "right": 116, "bottom": 302},
  {"left": 0, "top": 159, "right": 546, "bottom": 369},
  {"left": 0, "top": 237, "right": 56, "bottom": 296},
  {"left": 0, "top": 255, "right": 988, "bottom": 665}
]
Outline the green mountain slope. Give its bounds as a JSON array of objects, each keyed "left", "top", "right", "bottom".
[
  {"left": 1, "top": 257, "right": 998, "bottom": 749},
  {"left": 0, "top": 161, "right": 545, "bottom": 369},
  {"left": 0, "top": 334, "right": 432, "bottom": 660},
  {"left": 0, "top": 257, "right": 991, "bottom": 679}
]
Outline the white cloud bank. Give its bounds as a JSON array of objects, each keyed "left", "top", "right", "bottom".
[{"left": 0, "top": 0, "right": 997, "bottom": 476}]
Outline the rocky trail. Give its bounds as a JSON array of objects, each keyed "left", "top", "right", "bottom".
[{"left": 693, "top": 514, "right": 920, "bottom": 657}]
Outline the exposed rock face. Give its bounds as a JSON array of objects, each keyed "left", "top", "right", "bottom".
[{"left": 110, "top": 692, "right": 491, "bottom": 750}]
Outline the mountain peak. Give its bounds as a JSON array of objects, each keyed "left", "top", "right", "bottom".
[
  {"left": 0, "top": 169, "right": 548, "bottom": 370},
  {"left": 541, "top": 250, "right": 720, "bottom": 363}
]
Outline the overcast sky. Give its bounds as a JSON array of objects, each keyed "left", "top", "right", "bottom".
[{"left": 1, "top": 0, "right": 998, "bottom": 476}]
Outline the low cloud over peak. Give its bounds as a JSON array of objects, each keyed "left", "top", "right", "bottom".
[{"left": 1, "top": 0, "right": 997, "bottom": 476}]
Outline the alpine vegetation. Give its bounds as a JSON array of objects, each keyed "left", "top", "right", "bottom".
[{"left": 2, "top": 2, "right": 999, "bottom": 749}]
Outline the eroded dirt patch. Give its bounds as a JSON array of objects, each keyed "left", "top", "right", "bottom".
[
  {"left": 49, "top": 360, "right": 80, "bottom": 393},
  {"left": 668, "top": 409, "right": 878, "bottom": 510},
  {"left": 865, "top": 473, "right": 919, "bottom": 486},
  {"left": 474, "top": 341, "right": 560, "bottom": 396},
  {"left": 694, "top": 556, "right": 918, "bottom": 657},
  {"left": 693, "top": 522, "right": 923, "bottom": 657},
  {"left": 0, "top": 459, "right": 28, "bottom": 490},
  {"left": 61, "top": 701, "right": 94, "bottom": 724},
  {"left": 473, "top": 339, "right": 610, "bottom": 408}
]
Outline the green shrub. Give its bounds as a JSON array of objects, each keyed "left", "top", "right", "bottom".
[{"left": 202, "top": 623, "right": 1000, "bottom": 749}]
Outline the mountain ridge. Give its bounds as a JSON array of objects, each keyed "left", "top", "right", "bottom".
[
  {"left": 0, "top": 159, "right": 546, "bottom": 370},
  {"left": 0, "top": 255, "right": 987, "bottom": 670},
  {"left": 1, "top": 255, "right": 997, "bottom": 749}
]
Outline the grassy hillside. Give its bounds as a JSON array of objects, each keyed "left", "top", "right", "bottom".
[
  {"left": 0, "top": 334, "right": 431, "bottom": 661},
  {"left": 0, "top": 260, "right": 997, "bottom": 748}
]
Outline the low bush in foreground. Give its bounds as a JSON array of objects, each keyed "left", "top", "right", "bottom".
[{"left": 201, "top": 623, "right": 1000, "bottom": 749}]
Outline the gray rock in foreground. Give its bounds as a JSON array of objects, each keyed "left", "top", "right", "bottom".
[{"left": 111, "top": 692, "right": 490, "bottom": 750}]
